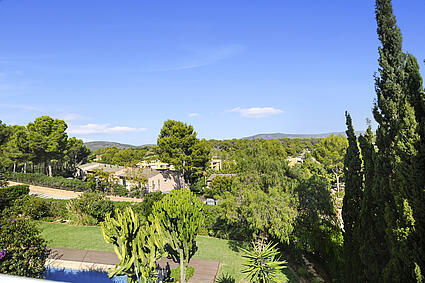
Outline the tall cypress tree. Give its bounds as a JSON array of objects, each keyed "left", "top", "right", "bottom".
[
  {"left": 369, "top": 0, "right": 404, "bottom": 279},
  {"left": 373, "top": 0, "right": 421, "bottom": 281},
  {"left": 404, "top": 53, "right": 425, "bottom": 281},
  {"left": 358, "top": 126, "right": 380, "bottom": 282},
  {"left": 342, "top": 112, "right": 363, "bottom": 282}
]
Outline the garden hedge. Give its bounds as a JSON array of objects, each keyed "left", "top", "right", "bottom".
[{"left": 7, "top": 172, "right": 88, "bottom": 192}]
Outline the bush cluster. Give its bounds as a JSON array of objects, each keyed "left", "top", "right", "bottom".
[
  {"left": 12, "top": 196, "right": 68, "bottom": 221},
  {"left": 67, "top": 192, "right": 114, "bottom": 225},
  {"left": 0, "top": 217, "right": 48, "bottom": 278},
  {"left": 0, "top": 184, "right": 29, "bottom": 211},
  {"left": 8, "top": 172, "right": 88, "bottom": 192}
]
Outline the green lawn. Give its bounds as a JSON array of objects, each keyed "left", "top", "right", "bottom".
[{"left": 37, "top": 222, "right": 297, "bottom": 282}]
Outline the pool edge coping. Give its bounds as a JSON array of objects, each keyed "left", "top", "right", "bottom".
[{"left": 45, "top": 258, "right": 114, "bottom": 273}]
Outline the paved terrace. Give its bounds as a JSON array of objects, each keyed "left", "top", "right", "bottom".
[{"left": 48, "top": 247, "right": 219, "bottom": 283}]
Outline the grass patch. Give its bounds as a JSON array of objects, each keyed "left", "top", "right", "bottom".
[{"left": 37, "top": 221, "right": 298, "bottom": 282}]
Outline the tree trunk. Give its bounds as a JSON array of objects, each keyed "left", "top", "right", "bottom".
[
  {"left": 13, "top": 163, "right": 16, "bottom": 173},
  {"left": 335, "top": 172, "right": 340, "bottom": 193},
  {"left": 24, "top": 162, "right": 27, "bottom": 173},
  {"left": 48, "top": 162, "right": 53, "bottom": 177},
  {"left": 180, "top": 249, "right": 186, "bottom": 283}
]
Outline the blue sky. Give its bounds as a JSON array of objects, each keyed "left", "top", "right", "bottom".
[{"left": 0, "top": 1, "right": 424, "bottom": 145}]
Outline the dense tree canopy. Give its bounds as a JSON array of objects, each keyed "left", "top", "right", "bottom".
[{"left": 156, "top": 120, "right": 210, "bottom": 186}]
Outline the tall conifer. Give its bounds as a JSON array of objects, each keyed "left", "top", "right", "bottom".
[
  {"left": 358, "top": 127, "right": 379, "bottom": 281},
  {"left": 342, "top": 112, "right": 363, "bottom": 282},
  {"left": 373, "top": 0, "right": 422, "bottom": 280}
]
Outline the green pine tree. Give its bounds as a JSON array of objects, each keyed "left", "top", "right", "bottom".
[{"left": 342, "top": 112, "right": 364, "bottom": 282}]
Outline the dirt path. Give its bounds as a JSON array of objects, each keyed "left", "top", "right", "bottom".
[{"left": 9, "top": 181, "right": 144, "bottom": 203}]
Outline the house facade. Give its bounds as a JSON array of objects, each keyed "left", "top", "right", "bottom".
[{"left": 113, "top": 167, "right": 184, "bottom": 193}]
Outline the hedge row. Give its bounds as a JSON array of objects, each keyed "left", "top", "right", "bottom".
[{"left": 7, "top": 172, "right": 89, "bottom": 192}]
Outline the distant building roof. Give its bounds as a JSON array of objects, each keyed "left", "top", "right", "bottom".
[
  {"left": 114, "top": 168, "right": 162, "bottom": 179},
  {"left": 78, "top": 162, "right": 124, "bottom": 173}
]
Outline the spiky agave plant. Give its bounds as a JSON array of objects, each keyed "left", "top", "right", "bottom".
[{"left": 241, "top": 241, "right": 287, "bottom": 283}]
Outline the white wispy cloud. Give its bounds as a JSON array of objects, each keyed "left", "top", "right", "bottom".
[
  {"left": 0, "top": 104, "right": 39, "bottom": 111},
  {"left": 60, "top": 113, "right": 90, "bottom": 121},
  {"left": 67, "top": 123, "right": 147, "bottom": 135},
  {"left": 188, "top": 113, "right": 199, "bottom": 117},
  {"left": 229, "top": 107, "right": 283, "bottom": 118},
  {"left": 154, "top": 44, "right": 244, "bottom": 71}
]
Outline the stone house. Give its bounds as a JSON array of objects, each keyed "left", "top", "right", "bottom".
[{"left": 113, "top": 167, "right": 184, "bottom": 193}]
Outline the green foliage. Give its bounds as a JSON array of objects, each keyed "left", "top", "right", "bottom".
[
  {"left": 342, "top": 112, "right": 364, "bottom": 282},
  {"left": 8, "top": 172, "right": 88, "bottom": 191},
  {"left": 313, "top": 135, "right": 348, "bottom": 192},
  {"left": 156, "top": 120, "right": 211, "bottom": 185},
  {"left": 167, "top": 265, "right": 195, "bottom": 282},
  {"left": 134, "top": 191, "right": 164, "bottom": 218},
  {"left": 204, "top": 175, "right": 233, "bottom": 198},
  {"left": 101, "top": 207, "right": 166, "bottom": 283},
  {"left": 93, "top": 146, "right": 149, "bottom": 166},
  {"left": 292, "top": 174, "right": 343, "bottom": 280},
  {"left": 218, "top": 141, "right": 298, "bottom": 243},
  {"left": 13, "top": 195, "right": 50, "bottom": 220},
  {"left": 67, "top": 192, "right": 114, "bottom": 225},
  {"left": 0, "top": 184, "right": 29, "bottom": 211},
  {"left": 241, "top": 241, "right": 287, "bottom": 283},
  {"left": 0, "top": 216, "right": 48, "bottom": 278},
  {"left": 65, "top": 137, "right": 90, "bottom": 170},
  {"left": 151, "top": 189, "right": 204, "bottom": 283},
  {"left": 26, "top": 116, "right": 68, "bottom": 176},
  {"left": 296, "top": 267, "right": 310, "bottom": 278}
]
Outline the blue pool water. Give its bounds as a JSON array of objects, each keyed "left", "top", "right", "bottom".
[{"left": 45, "top": 267, "right": 126, "bottom": 283}]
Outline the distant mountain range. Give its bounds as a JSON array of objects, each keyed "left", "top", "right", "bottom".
[
  {"left": 85, "top": 131, "right": 365, "bottom": 150},
  {"left": 84, "top": 141, "right": 137, "bottom": 151},
  {"left": 243, "top": 131, "right": 365, "bottom": 140}
]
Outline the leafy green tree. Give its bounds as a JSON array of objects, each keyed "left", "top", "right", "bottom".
[
  {"left": 313, "top": 135, "right": 348, "bottom": 192},
  {"left": 26, "top": 116, "right": 68, "bottom": 176},
  {"left": 219, "top": 141, "right": 298, "bottom": 243},
  {"left": 0, "top": 120, "right": 9, "bottom": 146},
  {"left": 0, "top": 121, "right": 11, "bottom": 186},
  {"left": 65, "top": 137, "right": 90, "bottom": 172},
  {"left": 3, "top": 126, "right": 27, "bottom": 172},
  {"left": 156, "top": 120, "right": 210, "bottom": 187},
  {"left": 102, "top": 207, "right": 167, "bottom": 283},
  {"left": 241, "top": 241, "right": 287, "bottom": 283},
  {"left": 150, "top": 189, "right": 203, "bottom": 283},
  {"left": 342, "top": 113, "right": 364, "bottom": 282},
  {"left": 293, "top": 174, "right": 343, "bottom": 280},
  {"left": 204, "top": 175, "right": 234, "bottom": 199}
]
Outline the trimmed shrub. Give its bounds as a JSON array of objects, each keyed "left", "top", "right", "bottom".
[
  {"left": 67, "top": 192, "right": 114, "bottom": 225},
  {"left": 13, "top": 196, "right": 50, "bottom": 220},
  {"left": 0, "top": 217, "right": 48, "bottom": 278},
  {"left": 10, "top": 196, "right": 69, "bottom": 221},
  {"left": 0, "top": 184, "right": 29, "bottom": 211},
  {"left": 7, "top": 172, "right": 88, "bottom": 192}
]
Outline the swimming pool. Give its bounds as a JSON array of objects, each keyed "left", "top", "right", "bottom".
[{"left": 44, "top": 267, "right": 126, "bottom": 283}]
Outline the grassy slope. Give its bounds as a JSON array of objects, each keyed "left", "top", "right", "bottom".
[{"left": 38, "top": 222, "right": 297, "bottom": 282}]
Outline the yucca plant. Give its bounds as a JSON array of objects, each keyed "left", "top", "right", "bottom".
[{"left": 241, "top": 241, "right": 287, "bottom": 283}]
